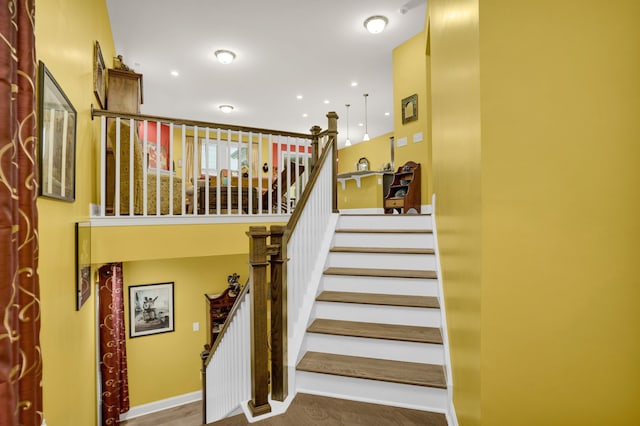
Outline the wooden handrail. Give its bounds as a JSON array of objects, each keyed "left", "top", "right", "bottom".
[{"left": 91, "top": 105, "right": 314, "bottom": 139}]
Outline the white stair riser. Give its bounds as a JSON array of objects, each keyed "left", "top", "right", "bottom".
[
  {"left": 295, "top": 371, "right": 449, "bottom": 413},
  {"left": 337, "top": 215, "right": 433, "bottom": 230},
  {"left": 320, "top": 275, "right": 439, "bottom": 297},
  {"left": 327, "top": 252, "right": 436, "bottom": 270},
  {"left": 302, "top": 333, "right": 445, "bottom": 365},
  {"left": 332, "top": 232, "right": 434, "bottom": 249},
  {"left": 312, "top": 302, "right": 441, "bottom": 327}
]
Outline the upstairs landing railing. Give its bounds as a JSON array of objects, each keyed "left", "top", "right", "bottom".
[
  {"left": 202, "top": 112, "right": 337, "bottom": 423},
  {"left": 91, "top": 108, "right": 315, "bottom": 220}
]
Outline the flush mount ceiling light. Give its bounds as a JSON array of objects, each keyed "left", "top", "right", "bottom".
[
  {"left": 364, "top": 15, "right": 388, "bottom": 34},
  {"left": 215, "top": 50, "right": 236, "bottom": 64},
  {"left": 219, "top": 104, "right": 234, "bottom": 113}
]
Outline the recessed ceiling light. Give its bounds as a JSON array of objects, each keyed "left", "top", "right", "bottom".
[
  {"left": 215, "top": 50, "right": 236, "bottom": 64},
  {"left": 296, "top": 94, "right": 303, "bottom": 100},
  {"left": 384, "top": 112, "right": 390, "bottom": 116},
  {"left": 364, "top": 15, "right": 388, "bottom": 34},
  {"left": 323, "top": 100, "right": 330, "bottom": 104},
  {"left": 219, "top": 105, "right": 234, "bottom": 113},
  {"left": 358, "top": 122, "right": 364, "bottom": 127},
  {"left": 302, "top": 113, "right": 308, "bottom": 118},
  {"left": 351, "top": 81, "right": 358, "bottom": 87},
  {"left": 170, "top": 70, "right": 179, "bottom": 77}
]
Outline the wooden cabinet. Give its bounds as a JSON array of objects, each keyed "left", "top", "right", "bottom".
[
  {"left": 203, "top": 281, "right": 241, "bottom": 351},
  {"left": 106, "top": 68, "right": 143, "bottom": 113},
  {"left": 384, "top": 161, "right": 421, "bottom": 214}
]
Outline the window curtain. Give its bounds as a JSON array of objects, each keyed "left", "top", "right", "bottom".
[
  {"left": 98, "top": 263, "right": 129, "bottom": 425},
  {"left": 0, "top": 2, "right": 42, "bottom": 426},
  {"left": 184, "top": 136, "right": 200, "bottom": 184},
  {"left": 251, "top": 144, "right": 259, "bottom": 177}
]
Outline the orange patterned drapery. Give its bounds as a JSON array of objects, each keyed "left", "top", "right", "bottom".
[
  {"left": 98, "top": 263, "right": 130, "bottom": 425},
  {"left": 0, "top": 1, "right": 42, "bottom": 426}
]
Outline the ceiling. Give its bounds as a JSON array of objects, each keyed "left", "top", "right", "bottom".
[{"left": 106, "top": 0, "right": 427, "bottom": 147}]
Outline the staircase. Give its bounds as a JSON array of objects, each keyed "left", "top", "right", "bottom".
[{"left": 295, "top": 213, "right": 451, "bottom": 419}]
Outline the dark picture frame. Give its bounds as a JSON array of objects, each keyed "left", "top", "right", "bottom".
[
  {"left": 37, "top": 61, "right": 77, "bottom": 202},
  {"left": 401, "top": 93, "right": 418, "bottom": 125},
  {"left": 75, "top": 222, "right": 91, "bottom": 311},
  {"left": 93, "top": 40, "right": 106, "bottom": 109},
  {"left": 129, "top": 282, "right": 175, "bottom": 338}
]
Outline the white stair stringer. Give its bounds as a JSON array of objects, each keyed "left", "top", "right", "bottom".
[{"left": 287, "top": 213, "right": 340, "bottom": 367}]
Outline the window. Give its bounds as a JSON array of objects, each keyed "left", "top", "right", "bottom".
[{"left": 200, "top": 140, "right": 248, "bottom": 175}]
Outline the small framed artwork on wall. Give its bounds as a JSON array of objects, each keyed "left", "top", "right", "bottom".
[
  {"left": 75, "top": 222, "right": 91, "bottom": 310},
  {"left": 401, "top": 93, "right": 418, "bottom": 125},
  {"left": 129, "top": 282, "right": 175, "bottom": 338},
  {"left": 93, "top": 40, "right": 106, "bottom": 109}
]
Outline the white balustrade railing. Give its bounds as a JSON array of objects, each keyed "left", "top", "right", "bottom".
[
  {"left": 204, "top": 287, "right": 251, "bottom": 423},
  {"left": 204, "top": 126, "right": 337, "bottom": 423},
  {"left": 286, "top": 141, "right": 338, "bottom": 360},
  {"left": 94, "top": 111, "right": 313, "bottom": 219}
]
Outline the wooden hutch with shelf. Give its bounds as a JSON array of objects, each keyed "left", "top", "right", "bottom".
[
  {"left": 203, "top": 275, "right": 241, "bottom": 351},
  {"left": 384, "top": 161, "right": 421, "bottom": 214}
]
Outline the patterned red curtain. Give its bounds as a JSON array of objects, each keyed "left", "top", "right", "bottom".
[
  {"left": 0, "top": 1, "right": 42, "bottom": 426},
  {"left": 98, "top": 263, "right": 130, "bottom": 425}
]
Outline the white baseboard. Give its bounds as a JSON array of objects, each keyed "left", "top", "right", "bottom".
[{"left": 119, "top": 391, "right": 202, "bottom": 421}]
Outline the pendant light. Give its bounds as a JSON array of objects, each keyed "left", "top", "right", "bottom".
[
  {"left": 363, "top": 93, "right": 370, "bottom": 142},
  {"left": 345, "top": 104, "right": 352, "bottom": 146}
]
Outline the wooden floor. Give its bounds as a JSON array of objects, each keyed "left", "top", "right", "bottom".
[
  {"left": 120, "top": 401, "right": 201, "bottom": 426},
  {"left": 120, "top": 393, "right": 447, "bottom": 426}
]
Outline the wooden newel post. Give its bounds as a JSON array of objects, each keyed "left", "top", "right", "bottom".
[
  {"left": 326, "top": 111, "right": 339, "bottom": 213},
  {"left": 310, "top": 125, "right": 321, "bottom": 171},
  {"left": 269, "top": 225, "right": 288, "bottom": 401},
  {"left": 247, "top": 226, "right": 272, "bottom": 417}
]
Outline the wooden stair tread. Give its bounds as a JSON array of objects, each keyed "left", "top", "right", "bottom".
[
  {"left": 324, "top": 267, "right": 437, "bottom": 279},
  {"left": 331, "top": 246, "right": 435, "bottom": 255},
  {"left": 316, "top": 291, "right": 440, "bottom": 309},
  {"left": 335, "top": 228, "right": 433, "bottom": 234},
  {"left": 297, "top": 352, "right": 447, "bottom": 389},
  {"left": 307, "top": 319, "right": 443, "bottom": 344}
]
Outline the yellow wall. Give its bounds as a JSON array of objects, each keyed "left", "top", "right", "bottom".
[
  {"left": 123, "top": 255, "right": 249, "bottom": 405},
  {"left": 478, "top": 0, "right": 640, "bottom": 424},
  {"left": 429, "top": 0, "right": 640, "bottom": 424},
  {"left": 427, "top": 1, "right": 482, "bottom": 425},
  {"left": 91, "top": 221, "right": 283, "bottom": 263},
  {"left": 35, "top": 0, "right": 114, "bottom": 424},
  {"left": 392, "top": 32, "right": 432, "bottom": 202},
  {"left": 337, "top": 31, "right": 431, "bottom": 212},
  {"left": 337, "top": 132, "right": 392, "bottom": 210}
]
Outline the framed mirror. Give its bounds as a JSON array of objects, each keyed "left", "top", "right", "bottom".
[{"left": 37, "top": 61, "right": 77, "bottom": 202}]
